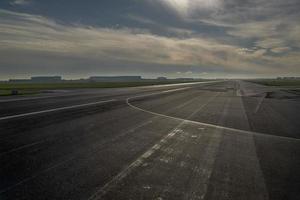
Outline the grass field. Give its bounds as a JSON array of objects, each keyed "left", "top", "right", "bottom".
[
  {"left": 0, "top": 80, "right": 203, "bottom": 96},
  {"left": 247, "top": 79, "right": 300, "bottom": 87}
]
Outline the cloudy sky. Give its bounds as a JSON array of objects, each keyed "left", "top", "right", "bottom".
[{"left": 0, "top": 0, "right": 299, "bottom": 79}]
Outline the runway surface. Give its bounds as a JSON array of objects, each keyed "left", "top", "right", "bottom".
[{"left": 0, "top": 81, "right": 299, "bottom": 200}]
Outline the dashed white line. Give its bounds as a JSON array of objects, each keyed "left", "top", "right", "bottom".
[
  {"left": 88, "top": 126, "right": 182, "bottom": 200},
  {"left": 0, "top": 99, "right": 116, "bottom": 121},
  {"left": 0, "top": 118, "right": 155, "bottom": 194},
  {"left": 254, "top": 93, "right": 267, "bottom": 113},
  {"left": 88, "top": 93, "right": 219, "bottom": 200}
]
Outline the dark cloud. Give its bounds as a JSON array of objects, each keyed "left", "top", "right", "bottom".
[{"left": 0, "top": 0, "right": 299, "bottom": 79}]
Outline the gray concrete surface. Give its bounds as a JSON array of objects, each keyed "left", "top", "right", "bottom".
[{"left": 0, "top": 81, "right": 299, "bottom": 200}]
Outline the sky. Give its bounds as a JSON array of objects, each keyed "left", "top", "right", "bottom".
[{"left": 0, "top": 0, "right": 299, "bottom": 79}]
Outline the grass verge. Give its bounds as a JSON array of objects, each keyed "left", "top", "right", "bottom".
[
  {"left": 0, "top": 80, "right": 203, "bottom": 96},
  {"left": 247, "top": 79, "right": 300, "bottom": 87}
]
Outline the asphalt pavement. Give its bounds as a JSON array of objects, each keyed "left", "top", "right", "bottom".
[{"left": 0, "top": 81, "right": 299, "bottom": 200}]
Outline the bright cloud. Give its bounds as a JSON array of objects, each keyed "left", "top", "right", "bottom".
[
  {"left": 156, "top": 0, "right": 222, "bottom": 17},
  {"left": 0, "top": 0, "right": 300, "bottom": 79},
  {"left": 0, "top": 9, "right": 277, "bottom": 76}
]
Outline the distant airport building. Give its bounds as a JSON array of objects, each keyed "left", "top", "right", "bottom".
[
  {"left": 31, "top": 76, "right": 62, "bottom": 82},
  {"left": 9, "top": 76, "right": 62, "bottom": 83},
  {"left": 8, "top": 79, "right": 31, "bottom": 83},
  {"left": 89, "top": 76, "right": 142, "bottom": 82}
]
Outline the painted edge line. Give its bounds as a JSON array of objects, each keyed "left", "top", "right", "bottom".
[
  {"left": 0, "top": 81, "right": 219, "bottom": 103},
  {"left": 0, "top": 87, "right": 192, "bottom": 121},
  {"left": 146, "top": 80, "right": 221, "bottom": 88},
  {"left": 0, "top": 95, "right": 63, "bottom": 103},
  {"left": 88, "top": 92, "right": 221, "bottom": 199},
  {"left": 126, "top": 96, "right": 300, "bottom": 142},
  {"left": 0, "top": 99, "right": 116, "bottom": 121}
]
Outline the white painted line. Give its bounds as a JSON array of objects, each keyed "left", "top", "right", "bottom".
[
  {"left": 88, "top": 93, "right": 219, "bottom": 200},
  {"left": 0, "top": 86, "right": 189, "bottom": 121},
  {"left": 88, "top": 127, "right": 181, "bottom": 200},
  {"left": 0, "top": 94, "right": 77, "bottom": 103},
  {"left": 0, "top": 99, "right": 116, "bottom": 121},
  {"left": 254, "top": 93, "right": 267, "bottom": 113},
  {"left": 0, "top": 81, "right": 220, "bottom": 103},
  {"left": 0, "top": 118, "right": 155, "bottom": 194},
  {"left": 236, "top": 89, "right": 242, "bottom": 96},
  {"left": 146, "top": 81, "right": 221, "bottom": 88},
  {"left": 160, "top": 87, "right": 192, "bottom": 93},
  {"left": 126, "top": 95, "right": 300, "bottom": 141}
]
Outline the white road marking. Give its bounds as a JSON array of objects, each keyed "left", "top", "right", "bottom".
[
  {"left": 210, "top": 94, "right": 269, "bottom": 200},
  {"left": 0, "top": 96, "right": 49, "bottom": 103},
  {"left": 0, "top": 87, "right": 214, "bottom": 194},
  {"left": 0, "top": 99, "right": 116, "bottom": 121},
  {"left": 147, "top": 81, "right": 221, "bottom": 88},
  {"left": 0, "top": 93, "right": 78, "bottom": 103},
  {"left": 88, "top": 128, "right": 181, "bottom": 200},
  {"left": 146, "top": 87, "right": 192, "bottom": 96},
  {"left": 88, "top": 93, "right": 219, "bottom": 200},
  {"left": 126, "top": 94, "right": 300, "bottom": 141},
  {"left": 254, "top": 93, "right": 267, "bottom": 113},
  {"left": 236, "top": 89, "right": 242, "bottom": 96},
  {"left": 0, "top": 117, "right": 156, "bottom": 194},
  {"left": 0, "top": 87, "right": 192, "bottom": 121},
  {"left": 0, "top": 81, "right": 218, "bottom": 103}
]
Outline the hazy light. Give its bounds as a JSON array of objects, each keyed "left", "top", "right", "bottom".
[{"left": 162, "top": 0, "right": 222, "bottom": 16}]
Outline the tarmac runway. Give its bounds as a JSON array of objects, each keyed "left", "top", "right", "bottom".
[{"left": 0, "top": 81, "right": 299, "bottom": 200}]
